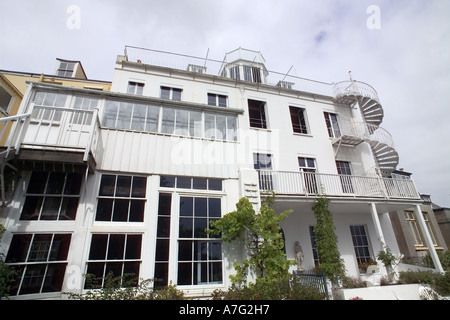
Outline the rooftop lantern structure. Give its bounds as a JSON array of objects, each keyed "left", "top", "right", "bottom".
[{"left": 219, "top": 47, "right": 269, "bottom": 84}]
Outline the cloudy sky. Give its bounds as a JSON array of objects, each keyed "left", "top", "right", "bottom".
[{"left": 1, "top": 0, "right": 449, "bottom": 206}]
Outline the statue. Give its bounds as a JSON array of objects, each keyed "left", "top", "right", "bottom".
[{"left": 294, "top": 241, "right": 304, "bottom": 271}]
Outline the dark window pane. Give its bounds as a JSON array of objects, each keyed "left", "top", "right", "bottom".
[
  {"left": 160, "top": 176, "right": 175, "bottom": 188},
  {"left": 99, "top": 175, "right": 116, "bottom": 196},
  {"left": 59, "top": 197, "right": 79, "bottom": 220},
  {"left": 158, "top": 193, "right": 172, "bottom": 216},
  {"left": 64, "top": 173, "right": 82, "bottom": 195},
  {"left": 178, "top": 240, "right": 192, "bottom": 261},
  {"left": 116, "top": 176, "right": 131, "bottom": 197},
  {"left": 46, "top": 172, "right": 65, "bottom": 194},
  {"left": 207, "top": 93, "right": 216, "bottom": 106},
  {"left": 172, "top": 88, "right": 182, "bottom": 101},
  {"left": 157, "top": 216, "right": 171, "bottom": 237},
  {"left": 193, "top": 178, "right": 207, "bottom": 190},
  {"left": 131, "top": 176, "right": 146, "bottom": 198},
  {"left": 20, "top": 264, "right": 46, "bottom": 295},
  {"left": 129, "top": 200, "right": 145, "bottom": 222},
  {"left": 154, "top": 263, "right": 168, "bottom": 288},
  {"left": 209, "top": 242, "right": 222, "bottom": 260},
  {"left": 112, "top": 199, "right": 130, "bottom": 221},
  {"left": 155, "top": 239, "right": 170, "bottom": 261},
  {"left": 161, "top": 86, "right": 170, "bottom": 100},
  {"left": 194, "top": 241, "right": 208, "bottom": 261},
  {"left": 95, "top": 199, "right": 113, "bottom": 221},
  {"left": 180, "top": 197, "right": 193, "bottom": 216},
  {"left": 209, "top": 198, "right": 221, "bottom": 217},
  {"left": 6, "top": 234, "right": 32, "bottom": 263},
  {"left": 123, "top": 261, "right": 140, "bottom": 286},
  {"left": 211, "top": 262, "right": 223, "bottom": 283},
  {"left": 40, "top": 197, "right": 62, "bottom": 220},
  {"left": 208, "top": 179, "right": 222, "bottom": 191},
  {"left": 85, "top": 262, "right": 105, "bottom": 289},
  {"left": 89, "top": 234, "right": 108, "bottom": 260},
  {"left": 49, "top": 234, "right": 71, "bottom": 261},
  {"left": 195, "top": 198, "right": 207, "bottom": 217},
  {"left": 177, "top": 177, "right": 191, "bottom": 189},
  {"left": 28, "top": 234, "right": 52, "bottom": 262},
  {"left": 177, "top": 262, "right": 192, "bottom": 285},
  {"left": 105, "top": 262, "right": 123, "bottom": 278},
  {"left": 179, "top": 217, "right": 193, "bottom": 238},
  {"left": 42, "top": 263, "right": 67, "bottom": 293},
  {"left": 124, "top": 235, "right": 142, "bottom": 260},
  {"left": 194, "top": 218, "right": 207, "bottom": 238},
  {"left": 27, "top": 171, "right": 48, "bottom": 194},
  {"left": 218, "top": 95, "right": 227, "bottom": 107},
  {"left": 20, "top": 196, "right": 42, "bottom": 220},
  {"left": 107, "top": 234, "right": 125, "bottom": 260},
  {"left": 193, "top": 262, "right": 207, "bottom": 284}
]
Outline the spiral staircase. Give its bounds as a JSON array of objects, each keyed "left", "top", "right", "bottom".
[{"left": 332, "top": 80, "right": 399, "bottom": 177}]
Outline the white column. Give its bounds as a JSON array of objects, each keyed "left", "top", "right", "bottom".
[
  {"left": 369, "top": 202, "right": 386, "bottom": 247},
  {"left": 414, "top": 205, "right": 444, "bottom": 274}
]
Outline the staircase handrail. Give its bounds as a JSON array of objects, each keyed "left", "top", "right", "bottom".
[{"left": 333, "top": 80, "right": 380, "bottom": 103}]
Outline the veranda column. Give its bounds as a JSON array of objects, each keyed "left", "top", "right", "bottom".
[
  {"left": 414, "top": 205, "right": 444, "bottom": 274},
  {"left": 369, "top": 202, "right": 386, "bottom": 247}
]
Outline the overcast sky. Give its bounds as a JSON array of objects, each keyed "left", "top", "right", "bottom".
[{"left": 1, "top": 0, "right": 449, "bottom": 206}]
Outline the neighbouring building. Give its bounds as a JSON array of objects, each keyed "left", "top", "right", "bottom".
[{"left": 0, "top": 47, "right": 444, "bottom": 299}]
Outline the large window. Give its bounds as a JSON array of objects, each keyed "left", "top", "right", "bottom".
[
  {"left": 248, "top": 99, "right": 267, "bottom": 129},
  {"left": 323, "top": 112, "right": 341, "bottom": 138},
  {"left": 336, "top": 160, "right": 354, "bottom": 194},
  {"left": 289, "top": 106, "right": 308, "bottom": 134},
  {"left": 178, "top": 196, "right": 222, "bottom": 285},
  {"left": 207, "top": 93, "right": 227, "bottom": 107},
  {"left": 350, "top": 225, "right": 372, "bottom": 265},
  {"left": 5, "top": 233, "right": 71, "bottom": 295},
  {"left": 404, "top": 211, "right": 438, "bottom": 247},
  {"left": 102, "top": 99, "right": 238, "bottom": 142},
  {"left": 85, "top": 233, "right": 142, "bottom": 288},
  {"left": 254, "top": 153, "right": 273, "bottom": 190},
  {"left": 95, "top": 174, "right": 147, "bottom": 222},
  {"left": 20, "top": 171, "right": 82, "bottom": 221},
  {"left": 299, "top": 157, "right": 317, "bottom": 194},
  {"left": 103, "top": 100, "right": 159, "bottom": 132},
  {"left": 154, "top": 176, "right": 224, "bottom": 287},
  {"left": 56, "top": 61, "right": 76, "bottom": 77},
  {"left": 32, "top": 91, "right": 68, "bottom": 121}
]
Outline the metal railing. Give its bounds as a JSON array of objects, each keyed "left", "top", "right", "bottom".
[
  {"left": 3, "top": 103, "right": 101, "bottom": 162},
  {"left": 338, "top": 120, "right": 396, "bottom": 149},
  {"left": 333, "top": 80, "right": 380, "bottom": 103},
  {"left": 257, "top": 170, "right": 420, "bottom": 200}
]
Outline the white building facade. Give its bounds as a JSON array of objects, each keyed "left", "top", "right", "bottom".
[{"left": 0, "top": 47, "right": 442, "bottom": 299}]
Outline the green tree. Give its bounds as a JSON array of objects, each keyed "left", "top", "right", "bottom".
[
  {"left": 312, "top": 195, "right": 346, "bottom": 284},
  {"left": 1, "top": 224, "right": 17, "bottom": 299},
  {"left": 208, "top": 196, "right": 295, "bottom": 287}
]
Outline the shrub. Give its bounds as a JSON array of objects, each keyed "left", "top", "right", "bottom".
[{"left": 398, "top": 270, "right": 450, "bottom": 296}]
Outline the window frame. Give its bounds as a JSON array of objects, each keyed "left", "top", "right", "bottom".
[
  {"left": 20, "top": 171, "right": 83, "bottom": 221},
  {"left": 350, "top": 225, "right": 373, "bottom": 265},
  {"left": 127, "top": 81, "right": 144, "bottom": 96},
  {"left": 248, "top": 99, "right": 267, "bottom": 129},
  {"left": 5, "top": 233, "right": 72, "bottom": 296},
  {"left": 289, "top": 106, "right": 309, "bottom": 134},
  {"left": 323, "top": 111, "right": 341, "bottom": 138},
  {"left": 160, "top": 86, "right": 182, "bottom": 101},
  {"left": 95, "top": 174, "right": 147, "bottom": 223}
]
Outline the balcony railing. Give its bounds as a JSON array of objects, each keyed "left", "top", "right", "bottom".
[
  {"left": 3, "top": 103, "right": 101, "bottom": 163},
  {"left": 257, "top": 170, "right": 420, "bottom": 200}
]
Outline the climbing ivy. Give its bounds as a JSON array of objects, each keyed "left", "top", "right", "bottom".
[
  {"left": 208, "top": 196, "right": 295, "bottom": 287},
  {"left": 312, "top": 194, "right": 346, "bottom": 284}
]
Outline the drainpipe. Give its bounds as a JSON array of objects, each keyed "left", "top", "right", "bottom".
[{"left": 414, "top": 205, "right": 444, "bottom": 274}]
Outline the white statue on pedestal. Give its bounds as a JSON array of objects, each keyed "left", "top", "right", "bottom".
[{"left": 294, "top": 241, "right": 304, "bottom": 272}]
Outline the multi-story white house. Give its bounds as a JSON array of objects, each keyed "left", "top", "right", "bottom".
[{"left": 0, "top": 47, "right": 443, "bottom": 299}]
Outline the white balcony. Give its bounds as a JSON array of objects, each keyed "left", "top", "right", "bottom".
[
  {"left": 257, "top": 170, "right": 420, "bottom": 200},
  {"left": 2, "top": 103, "right": 101, "bottom": 168}
]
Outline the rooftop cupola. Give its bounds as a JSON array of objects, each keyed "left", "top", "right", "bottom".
[{"left": 219, "top": 48, "right": 268, "bottom": 84}]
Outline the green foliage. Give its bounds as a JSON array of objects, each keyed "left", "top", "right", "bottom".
[
  {"left": 398, "top": 270, "right": 450, "bottom": 296},
  {"left": 423, "top": 250, "right": 450, "bottom": 271},
  {"left": 68, "top": 273, "right": 184, "bottom": 300},
  {"left": 0, "top": 224, "right": 18, "bottom": 299},
  {"left": 208, "top": 196, "right": 295, "bottom": 286},
  {"left": 376, "top": 246, "right": 396, "bottom": 267},
  {"left": 211, "top": 275, "right": 327, "bottom": 300},
  {"left": 311, "top": 195, "right": 346, "bottom": 284}
]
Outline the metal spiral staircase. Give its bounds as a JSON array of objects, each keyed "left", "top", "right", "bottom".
[{"left": 332, "top": 80, "right": 399, "bottom": 177}]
